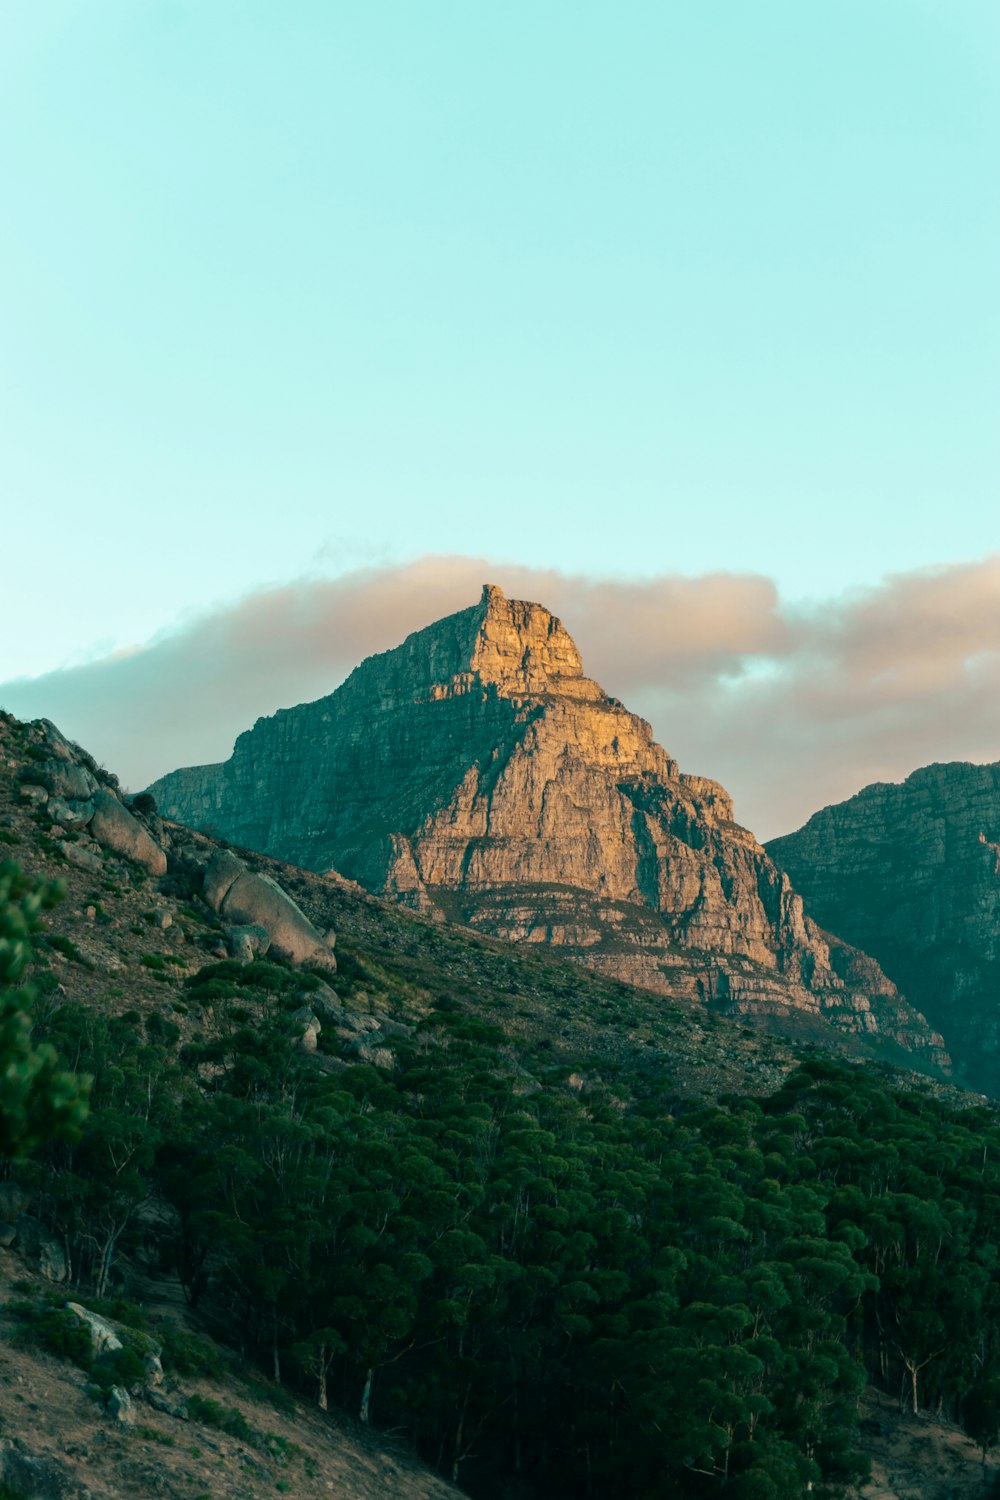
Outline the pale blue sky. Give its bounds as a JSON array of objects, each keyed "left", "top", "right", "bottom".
[{"left": 2, "top": 1, "right": 998, "bottom": 681}]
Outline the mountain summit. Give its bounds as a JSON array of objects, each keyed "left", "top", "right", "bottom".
[{"left": 149, "top": 586, "right": 945, "bottom": 1064}]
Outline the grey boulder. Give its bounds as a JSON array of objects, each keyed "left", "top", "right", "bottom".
[
  {"left": 67, "top": 1303, "right": 123, "bottom": 1356},
  {"left": 88, "top": 789, "right": 167, "bottom": 876},
  {"left": 227, "top": 924, "right": 271, "bottom": 964},
  {"left": 203, "top": 852, "right": 336, "bottom": 970},
  {"left": 14, "top": 1215, "right": 67, "bottom": 1281},
  {"left": 42, "top": 760, "right": 98, "bottom": 802},
  {"left": 105, "top": 1385, "right": 134, "bottom": 1426},
  {"left": 48, "top": 798, "right": 94, "bottom": 830},
  {"left": 61, "top": 841, "right": 103, "bottom": 874},
  {"left": 203, "top": 849, "right": 245, "bottom": 912}
]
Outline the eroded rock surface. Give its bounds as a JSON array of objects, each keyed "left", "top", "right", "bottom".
[
  {"left": 768, "top": 762, "right": 1000, "bottom": 1092},
  {"left": 150, "top": 586, "right": 945, "bottom": 1064}
]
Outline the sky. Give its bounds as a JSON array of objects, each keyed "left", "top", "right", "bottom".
[{"left": 1, "top": 3, "right": 998, "bottom": 838}]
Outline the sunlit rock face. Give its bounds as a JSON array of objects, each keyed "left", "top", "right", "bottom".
[
  {"left": 769, "top": 762, "right": 1000, "bottom": 1092},
  {"left": 150, "top": 586, "right": 946, "bottom": 1066}
]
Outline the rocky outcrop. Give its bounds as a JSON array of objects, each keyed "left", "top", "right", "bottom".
[
  {"left": 25, "top": 720, "right": 168, "bottom": 876},
  {"left": 150, "top": 586, "right": 946, "bottom": 1065},
  {"left": 202, "top": 850, "right": 336, "bottom": 970},
  {"left": 767, "top": 762, "right": 1000, "bottom": 1093},
  {"left": 88, "top": 788, "right": 167, "bottom": 875}
]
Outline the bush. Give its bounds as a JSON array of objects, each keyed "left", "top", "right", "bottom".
[
  {"left": 88, "top": 1295, "right": 147, "bottom": 1331},
  {"left": 7, "top": 1295, "right": 155, "bottom": 1400},
  {"left": 187, "top": 1395, "right": 256, "bottom": 1444},
  {"left": 186, "top": 960, "right": 295, "bottom": 994},
  {"left": 155, "top": 1324, "right": 225, "bottom": 1379},
  {"left": 145, "top": 1013, "right": 181, "bottom": 1046},
  {"left": 89, "top": 1343, "right": 146, "bottom": 1399},
  {"left": 7, "top": 1300, "right": 92, "bottom": 1366},
  {"left": 46, "top": 934, "right": 84, "bottom": 964}
]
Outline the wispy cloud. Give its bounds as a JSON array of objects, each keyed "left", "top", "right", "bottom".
[{"left": 3, "top": 554, "right": 999, "bottom": 840}]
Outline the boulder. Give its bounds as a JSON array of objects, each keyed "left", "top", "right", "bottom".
[
  {"left": 145, "top": 1388, "right": 189, "bottom": 1419},
  {"left": 202, "top": 853, "right": 335, "bottom": 969},
  {"left": 356, "top": 1042, "right": 396, "bottom": 1070},
  {"left": 18, "top": 783, "right": 48, "bottom": 807},
  {"left": 0, "top": 1438, "right": 93, "bottom": 1499},
  {"left": 203, "top": 850, "right": 246, "bottom": 913},
  {"left": 14, "top": 1215, "right": 67, "bottom": 1281},
  {"left": 227, "top": 924, "right": 271, "bottom": 964},
  {"left": 143, "top": 1350, "right": 165, "bottom": 1388},
  {"left": 308, "top": 983, "right": 343, "bottom": 1021},
  {"left": 106, "top": 1385, "right": 134, "bottom": 1426},
  {"left": 291, "top": 1005, "right": 321, "bottom": 1053},
  {"left": 61, "top": 841, "right": 103, "bottom": 874},
  {"left": 66, "top": 1302, "right": 123, "bottom": 1356},
  {"left": 48, "top": 797, "right": 94, "bottom": 830},
  {"left": 41, "top": 760, "right": 98, "bottom": 801},
  {"left": 37, "top": 719, "right": 76, "bottom": 763},
  {"left": 88, "top": 789, "right": 167, "bottom": 876},
  {"left": 376, "top": 1015, "right": 415, "bottom": 1039},
  {"left": 340, "top": 1012, "right": 381, "bottom": 1034}
]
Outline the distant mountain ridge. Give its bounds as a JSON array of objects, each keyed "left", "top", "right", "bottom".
[
  {"left": 149, "top": 584, "right": 946, "bottom": 1066},
  {"left": 768, "top": 759, "right": 1000, "bottom": 1092}
]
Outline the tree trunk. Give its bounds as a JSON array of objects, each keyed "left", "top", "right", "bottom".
[
  {"left": 317, "top": 1348, "right": 328, "bottom": 1412},
  {"left": 360, "top": 1367, "right": 373, "bottom": 1425}
]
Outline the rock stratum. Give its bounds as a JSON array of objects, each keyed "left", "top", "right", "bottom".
[
  {"left": 768, "top": 761, "right": 1000, "bottom": 1094},
  {"left": 149, "top": 585, "right": 946, "bottom": 1066}
]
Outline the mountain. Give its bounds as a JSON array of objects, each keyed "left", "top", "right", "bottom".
[
  {"left": 149, "top": 584, "right": 945, "bottom": 1067},
  {"left": 5, "top": 711, "right": 998, "bottom": 1498},
  {"left": 768, "top": 760, "right": 1000, "bottom": 1094}
]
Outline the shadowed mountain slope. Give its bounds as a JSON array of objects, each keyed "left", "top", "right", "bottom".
[{"left": 768, "top": 760, "right": 1000, "bottom": 1094}]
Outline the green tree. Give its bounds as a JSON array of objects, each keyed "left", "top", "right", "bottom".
[
  {"left": 0, "top": 861, "right": 89, "bottom": 1157},
  {"left": 963, "top": 1377, "right": 1000, "bottom": 1476}
]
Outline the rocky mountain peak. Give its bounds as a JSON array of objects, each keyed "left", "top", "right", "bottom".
[
  {"left": 148, "top": 591, "right": 948, "bottom": 1070},
  {"left": 339, "top": 583, "right": 599, "bottom": 713},
  {"left": 468, "top": 582, "right": 592, "bottom": 698}
]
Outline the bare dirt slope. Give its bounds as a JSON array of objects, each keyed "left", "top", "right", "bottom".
[
  {"left": 0, "top": 1259, "right": 460, "bottom": 1500},
  {"left": 851, "top": 1388, "right": 1000, "bottom": 1500}
]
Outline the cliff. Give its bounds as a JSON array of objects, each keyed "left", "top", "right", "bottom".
[
  {"left": 768, "top": 761, "right": 1000, "bottom": 1092},
  {"left": 149, "top": 585, "right": 946, "bottom": 1065}
]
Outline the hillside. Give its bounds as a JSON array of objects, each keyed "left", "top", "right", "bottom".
[
  {"left": 768, "top": 761, "right": 1000, "bottom": 1096},
  {"left": 148, "top": 585, "right": 946, "bottom": 1069},
  {"left": 4, "top": 710, "right": 1000, "bottom": 1498}
]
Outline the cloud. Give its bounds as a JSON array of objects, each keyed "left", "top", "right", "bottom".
[{"left": 2, "top": 554, "right": 999, "bottom": 840}]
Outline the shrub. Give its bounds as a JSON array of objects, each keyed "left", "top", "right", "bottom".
[
  {"left": 89, "top": 1343, "right": 146, "bottom": 1399},
  {"left": 145, "top": 1013, "right": 180, "bottom": 1046},
  {"left": 46, "top": 934, "right": 83, "bottom": 964},
  {"left": 7, "top": 1300, "right": 92, "bottom": 1367},
  {"left": 187, "top": 1395, "right": 256, "bottom": 1444},
  {"left": 155, "top": 1324, "right": 224, "bottom": 1379}
]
